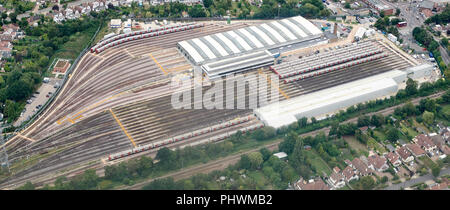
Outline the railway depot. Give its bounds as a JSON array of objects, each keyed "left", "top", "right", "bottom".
[{"left": 1, "top": 15, "right": 440, "bottom": 187}]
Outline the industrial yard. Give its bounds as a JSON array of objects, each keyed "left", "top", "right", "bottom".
[{"left": 0, "top": 15, "right": 439, "bottom": 189}]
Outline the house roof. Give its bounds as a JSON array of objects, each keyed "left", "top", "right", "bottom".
[
  {"left": 397, "top": 146, "right": 412, "bottom": 160},
  {"left": 352, "top": 158, "right": 372, "bottom": 176},
  {"left": 385, "top": 152, "right": 400, "bottom": 164},
  {"left": 330, "top": 171, "right": 344, "bottom": 183},
  {"left": 368, "top": 154, "right": 387, "bottom": 170},
  {"left": 333, "top": 166, "right": 341, "bottom": 174},
  {"left": 415, "top": 134, "right": 436, "bottom": 150},
  {"left": 406, "top": 143, "right": 426, "bottom": 156},
  {"left": 295, "top": 178, "right": 330, "bottom": 190},
  {"left": 342, "top": 166, "right": 356, "bottom": 181},
  {"left": 344, "top": 159, "right": 353, "bottom": 166}
]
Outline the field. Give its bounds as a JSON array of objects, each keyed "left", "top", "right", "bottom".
[
  {"left": 305, "top": 150, "right": 332, "bottom": 176},
  {"left": 367, "top": 138, "right": 387, "bottom": 154},
  {"left": 343, "top": 136, "right": 368, "bottom": 154},
  {"left": 399, "top": 122, "right": 419, "bottom": 138}
]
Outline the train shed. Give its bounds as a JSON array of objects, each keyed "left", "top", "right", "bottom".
[{"left": 177, "top": 16, "right": 326, "bottom": 79}]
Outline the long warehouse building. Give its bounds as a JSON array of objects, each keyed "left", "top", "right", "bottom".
[
  {"left": 177, "top": 16, "right": 326, "bottom": 79},
  {"left": 254, "top": 64, "right": 434, "bottom": 129}
]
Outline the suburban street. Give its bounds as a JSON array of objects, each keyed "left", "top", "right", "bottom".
[{"left": 385, "top": 167, "right": 450, "bottom": 190}]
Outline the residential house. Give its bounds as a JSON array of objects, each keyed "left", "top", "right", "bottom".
[
  {"left": 367, "top": 154, "right": 389, "bottom": 172},
  {"left": 396, "top": 146, "right": 414, "bottom": 163},
  {"left": 342, "top": 166, "right": 359, "bottom": 182},
  {"left": 406, "top": 143, "right": 426, "bottom": 158},
  {"left": 385, "top": 152, "right": 401, "bottom": 167},
  {"left": 0, "top": 47, "right": 11, "bottom": 59},
  {"left": 328, "top": 170, "right": 346, "bottom": 189},
  {"left": 414, "top": 134, "right": 437, "bottom": 152},
  {"left": 359, "top": 126, "right": 369, "bottom": 134},
  {"left": 294, "top": 177, "right": 330, "bottom": 190},
  {"left": 352, "top": 158, "right": 373, "bottom": 176},
  {"left": 427, "top": 178, "right": 448, "bottom": 190}
]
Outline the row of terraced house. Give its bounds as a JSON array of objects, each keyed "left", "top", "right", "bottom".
[{"left": 294, "top": 124, "right": 450, "bottom": 190}]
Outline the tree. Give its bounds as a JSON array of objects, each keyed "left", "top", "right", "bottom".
[
  {"left": 395, "top": 8, "right": 400, "bottom": 16},
  {"left": 386, "top": 127, "right": 399, "bottom": 143},
  {"left": 52, "top": 5, "right": 59, "bottom": 11},
  {"left": 203, "top": 0, "right": 214, "bottom": 8},
  {"left": 17, "top": 181, "right": 35, "bottom": 190},
  {"left": 357, "top": 115, "right": 370, "bottom": 127},
  {"left": 259, "top": 148, "right": 272, "bottom": 161},
  {"left": 422, "top": 111, "right": 434, "bottom": 125},
  {"left": 431, "top": 165, "right": 441, "bottom": 178},
  {"left": 188, "top": 5, "right": 207, "bottom": 17},
  {"left": 9, "top": 13, "right": 17, "bottom": 23},
  {"left": 381, "top": 176, "right": 388, "bottom": 183},
  {"left": 239, "top": 154, "right": 252, "bottom": 170},
  {"left": 298, "top": 117, "right": 308, "bottom": 128},
  {"left": 355, "top": 176, "right": 376, "bottom": 190},
  {"left": 403, "top": 102, "right": 416, "bottom": 116},
  {"left": 279, "top": 131, "right": 298, "bottom": 155},
  {"left": 405, "top": 78, "right": 418, "bottom": 96},
  {"left": 344, "top": 2, "right": 350, "bottom": 9},
  {"left": 371, "top": 114, "right": 385, "bottom": 127},
  {"left": 247, "top": 152, "right": 263, "bottom": 170}
]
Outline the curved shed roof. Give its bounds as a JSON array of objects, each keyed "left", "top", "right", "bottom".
[{"left": 177, "top": 16, "right": 323, "bottom": 65}]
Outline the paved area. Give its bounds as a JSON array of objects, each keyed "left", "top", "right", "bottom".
[
  {"left": 13, "top": 78, "right": 61, "bottom": 127},
  {"left": 385, "top": 167, "right": 450, "bottom": 190}
]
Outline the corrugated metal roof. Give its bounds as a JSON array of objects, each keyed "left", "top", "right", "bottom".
[
  {"left": 192, "top": 38, "right": 217, "bottom": 59},
  {"left": 178, "top": 41, "right": 204, "bottom": 63},
  {"left": 204, "top": 35, "right": 229, "bottom": 57},
  {"left": 177, "top": 16, "right": 323, "bottom": 65}
]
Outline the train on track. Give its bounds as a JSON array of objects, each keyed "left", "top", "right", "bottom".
[
  {"left": 107, "top": 115, "right": 264, "bottom": 161},
  {"left": 282, "top": 53, "right": 389, "bottom": 83},
  {"left": 90, "top": 22, "right": 205, "bottom": 54}
]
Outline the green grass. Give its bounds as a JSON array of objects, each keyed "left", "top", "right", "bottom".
[
  {"left": 339, "top": 185, "right": 351, "bottom": 190},
  {"left": 367, "top": 138, "right": 387, "bottom": 154},
  {"left": 248, "top": 171, "right": 268, "bottom": 189},
  {"left": 399, "top": 122, "right": 419, "bottom": 137},
  {"left": 373, "top": 130, "right": 387, "bottom": 142},
  {"left": 305, "top": 150, "right": 332, "bottom": 176},
  {"left": 343, "top": 136, "right": 368, "bottom": 152},
  {"left": 418, "top": 156, "right": 437, "bottom": 169}
]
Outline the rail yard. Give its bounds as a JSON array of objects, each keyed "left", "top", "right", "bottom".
[{"left": 0, "top": 15, "right": 436, "bottom": 189}]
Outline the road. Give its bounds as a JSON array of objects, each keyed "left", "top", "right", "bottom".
[
  {"left": 439, "top": 46, "right": 450, "bottom": 65},
  {"left": 385, "top": 167, "right": 450, "bottom": 190},
  {"left": 118, "top": 92, "right": 445, "bottom": 190}
]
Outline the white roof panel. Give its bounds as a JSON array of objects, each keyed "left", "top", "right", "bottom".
[
  {"left": 237, "top": 28, "right": 264, "bottom": 48},
  {"left": 261, "top": 24, "right": 286, "bottom": 43},
  {"left": 179, "top": 41, "right": 204, "bottom": 63},
  {"left": 292, "top": 16, "right": 322, "bottom": 35},
  {"left": 271, "top": 21, "right": 297, "bottom": 40},
  {"left": 249, "top": 26, "right": 276, "bottom": 45},
  {"left": 216, "top": 33, "right": 241, "bottom": 54},
  {"left": 281, "top": 19, "right": 308, "bottom": 38},
  {"left": 227, "top": 31, "right": 253, "bottom": 51},
  {"left": 204, "top": 35, "right": 229, "bottom": 57},
  {"left": 192, "top": 38, "right": 217, "bottom": 59}
]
